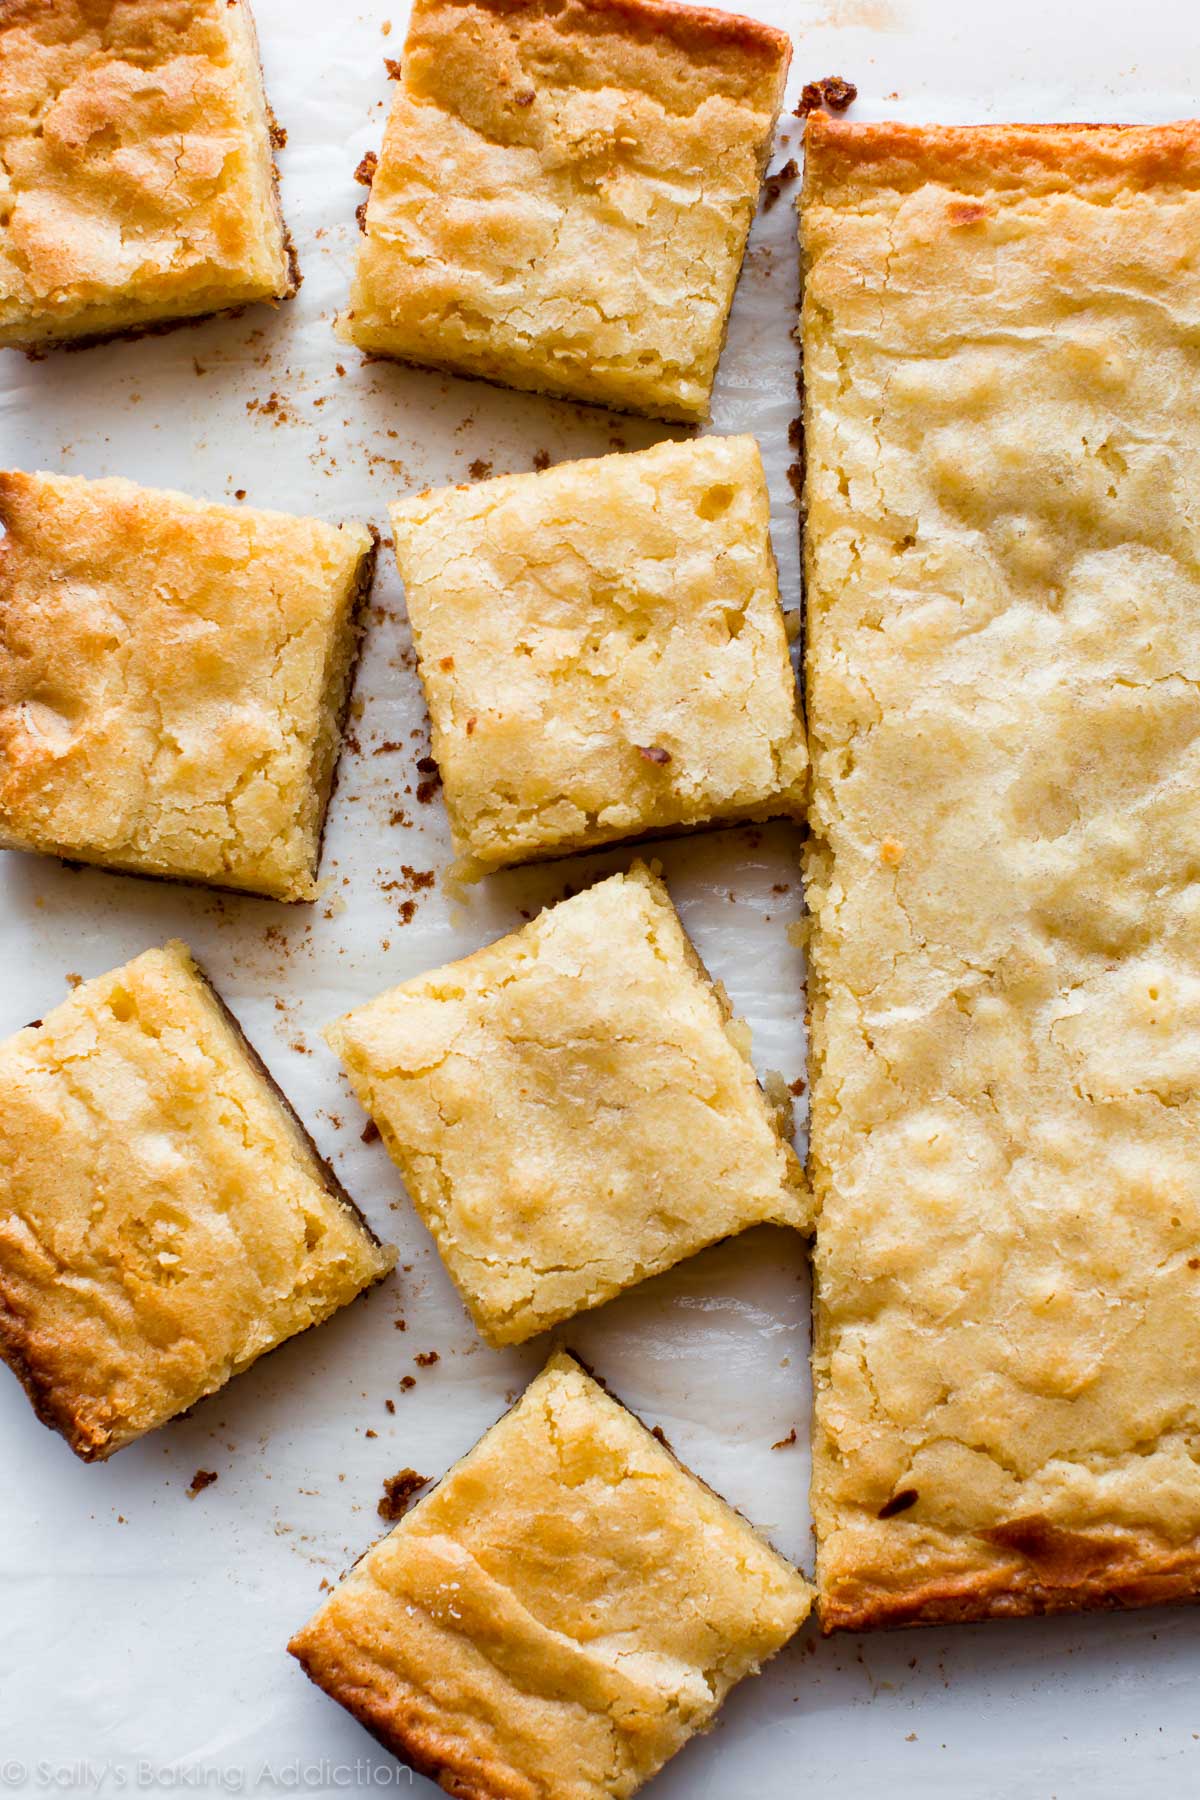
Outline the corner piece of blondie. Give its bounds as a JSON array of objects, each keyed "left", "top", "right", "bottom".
[
  {"left": 0, "top": 0, "right": 297, "bottom": 350},
  {"left": 337, "top": 0, "right": 790, "bottom": 420},
  {"left": 0, "top": 942, "right": 395, "bottom": 1461},
  {"left": 289, "top": 1350, "right": 813, "bottom": 1798},
  {"left": 0, "top": 470, "right": 376, "bottom": 900}
]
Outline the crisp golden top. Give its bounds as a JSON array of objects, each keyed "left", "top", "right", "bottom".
[
  {"left": 338, "top": 0, "right": 790, "bottom": 419},
  {"left": 802, "top": 119, "right": 1200, "bottom": 1628},
  {"left": 0, "top": 942, "right": 394, "bottom": 1460},
  {"left": 327, "top": 864, "right": 808, "bottom": 1346},
  {"left": 0, "top": 470, "right": 373, "bottom": 899},
  {"left": 0, "top": 0, "right": 294, "bottom": 347},
  {"left": 390, "top": 436, "right": 807, "bottom": 872},
  {"left": 289, "top": 1352, "right": 813, "bottom": 1799}
]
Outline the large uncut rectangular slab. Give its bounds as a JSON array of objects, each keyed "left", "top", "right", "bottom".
[
  {"left": 801, "top": 116, "right": 1200, "bottom": 1629},
  {"left": 290, "top": 1351, "right": 813, "bottom": 1798}
]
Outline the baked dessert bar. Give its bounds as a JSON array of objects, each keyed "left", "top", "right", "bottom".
[
  {"left": 0, "top": 0, "right": 296, "bottom": 351},
  {"left": 390, "top": 435, "right": 808, "bottom": 873},
  {"left": 0, "top": 470, "right": 376, "bottom": 901},
  {"left": 0, "top": 942, "right": 395, "bottom": 1461},
  {"left": 327, "top": 863, "right": 809, "bottom": 1346},
  {"left": 289, "top": 1350, "right": 813, "bottom": 1796},
  {"left": 336, "top": 0, "right": 790, "bottom": 421},
  {"left": 801, "top": 116, "right": 1200, "bottom": 1629}
]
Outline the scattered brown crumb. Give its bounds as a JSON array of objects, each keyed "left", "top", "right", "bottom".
[
  {"left": 381, "top": 18, "right": 392, "bottom": 33},
  {"left": 399, "top": 899, "right": 416, "bottom": 924},
  {"left": 356, "top": 199, "right": 369, "bottom": 233},
  {"left": 468, "top": 458, "right": 492, "bottom": 481},
  {"left": 414, "top": 1350, "right": 439, "bottom": 1367},
  {"left": 65, "top": 972, "right": 82, "bottom": 989},
  {"left": 532, "top": 449, "right": 551, "bottom": 471},
  {"left": 355, "top": 151, "right": 378, "bottom": 186},
  {"left": 790, "top": 1077, "right": 807, "bottom": 1097},
  {"left": 187, "top": 1469, "right": 218, "bottom": 1499},
  {"left": 762, "top": 158, "right": 798, "bottom": 209},
  {"left": 394, "top": 1318, "right": 407, "bottom": 1331},
  {"left": 636, "top": 744, "right": 671, "bottom": 766},
  {"left": 399, "top": 1375, "right": 416, "bottom": 1391},
  {"left": 385, "top": 1399, "right": 396, "bottom": 1414},
  {"left": 795, "top": 76, "right": 857, "bottom": 118},
  {"left": 378, "top": 1468, "right": 429, "bottom": 1521},
  {"left": 234, "top": 488, "right": 246, "bottom": 501},
  {"left": 385, "top": 56, "right": 403, "bottom": 77},
  {"left": 361, "top": 1119, "right": 381, "bottom": 1145},
  {"left": 365, "top": 1428, "right": 378, "bottom": 1439},
  {"left": 270, "top": 122, "right": 288, "bottom": 149},
  {"left": 772, "top": 1428, "right": 798, "bottom": 1450}
]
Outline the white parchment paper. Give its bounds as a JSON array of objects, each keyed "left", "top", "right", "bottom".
[{"left": 3, "top": 1, "right": 1200, "bottom": 1795}]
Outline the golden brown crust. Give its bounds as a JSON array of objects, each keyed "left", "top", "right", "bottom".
[
  {"left": 288, "top": 1634, "right": 529, "bottom": 1800},
  {"left": 326, "top": 865, "right": 809, "bottom": 1347},
  {"left": 424, "top": 0, "right": 790, "bottom": 82},
  {"left": 803, "top": 112, "right": 1200, "bottom": 204},
  {"left": 822, "top": 1521, "right": 1200, "bottom": 1633}
]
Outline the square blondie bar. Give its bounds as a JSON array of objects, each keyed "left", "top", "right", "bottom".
[
  {"left": 0, "top": 471, "right": 376, "bottom": 900},
  {"left": 0, "top": 0, "right": 296, "bottom": 351},
  {"left": 289, "top": 1350, "right": 813, "bottom": 1798},
  {"left": 0, "top": 942, "right": 395, "bottom": 1461},
  {"left": 802, "top": 116, "right": 1200, "bottom": 1629},
  {"left": 391, "top": 435, "right": 807, "bottom": 873},
  {"left": 337, "top": 0, "right": 790, "bottom": 420},
  {"left": 327, "top": 863, "right": 808, "bottom": 1345}
]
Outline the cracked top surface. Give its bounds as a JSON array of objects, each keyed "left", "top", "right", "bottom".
[
  {"left": 390, "top": 435, "right": 808, "bottom": 873},
  {"left": 326, "top": 863, "right": 809, "bottom": 1346},
  {"left": 0, "top": 469, "right": 374, "bottom": 900},
  {"left": 336, "top": 0, "right": 789, "bottom": 420},
  {"left": 0, "top": 942, "right": 394, "bottom": 1461},
  {"left": 289, "top": 1351, "right": 812, "bottom": 1800},
  {"left": 0, "top": 0, "right": 295, "bottom": 348},
  {"left": 801, "top": 116, "right": 1200, "bottom": 1629}
]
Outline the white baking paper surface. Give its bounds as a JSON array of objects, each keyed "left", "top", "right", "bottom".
[{"left": 2, "top": 1, "right": 1199, "bottom": 1794}]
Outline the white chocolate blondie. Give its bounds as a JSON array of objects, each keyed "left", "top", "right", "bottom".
[
  {"left": 390, "top": 435, "right": 808, "bottom": 873},
  {"left": 326, "top": 863, "right": 809, "bottom": 1345}
]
